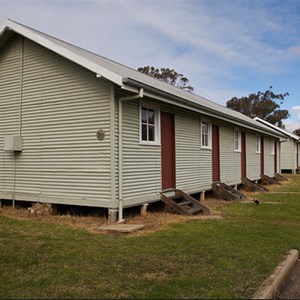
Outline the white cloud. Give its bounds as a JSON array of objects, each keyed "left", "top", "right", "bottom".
[
  {"left": 1, "top": 0, "right": 300, "bottom": 110},
  {"left": 291, "top": 106, "right": 300, "bottom": 120},
  {"left": 284, "top": 106, "right": 300, "bottom": 132},
  {"left": 283, "top": 119, "right": 300, "bottom": 132}
]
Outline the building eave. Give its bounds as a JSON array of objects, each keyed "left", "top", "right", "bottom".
[{"left": 122, "top": 78, "right": 286, "bottom": 139}]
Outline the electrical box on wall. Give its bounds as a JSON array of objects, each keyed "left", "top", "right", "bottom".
[{"left": 4, "top": 136, "right": 23, "bottom": 151}]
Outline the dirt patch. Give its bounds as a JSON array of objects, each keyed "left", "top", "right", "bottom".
[{"left": 0, "top": 195, "right": 240, "bottom": 236}]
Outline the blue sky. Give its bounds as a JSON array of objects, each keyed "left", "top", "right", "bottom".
[{"left": 1, "top": 0, "right": 300, "bottom": 131}]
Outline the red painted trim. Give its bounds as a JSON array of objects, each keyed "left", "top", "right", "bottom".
[
  {"left": 241, "top": 132, "right": 246, "bottom": 178},
  {"left": 161, "top": 112, "right": 176, "bottom": 190},
  {"left": 212, "top": 125, "right": 220, "bottom": 182}
]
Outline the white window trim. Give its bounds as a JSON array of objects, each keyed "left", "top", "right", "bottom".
[
  {"left": 256, "top": 135, "right": 261, "bottom": 154},
  {"left": 139, "top": 102, "right": 161, "bottom": 146},
  {"left": 234, "top": 129, "right": 241, "bottom": 152},
  {"left": 200, "top": 119, "right": 212, "bottom": 149}
]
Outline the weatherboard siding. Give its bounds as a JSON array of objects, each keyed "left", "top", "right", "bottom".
[
  {"left": 119, "top": 97, "right": 280, "bottom": 206},
  {"left": 120, "top": 99, "right": 217, "bottom": 206},
  {"left": 281, "top": 139, "right": 297, "bottom": 172},
  {"left": 219, "top": 125, "right": 241, "bottom": 185},
  {"left": 263, "top": 138, "right": 274, "bottom": 176},
  {"left": 174, "top": 108, "right": 212, "bottom": 193},
  {"left": 0, "top": 35, "right": 115, "bottom": 207},
  {"left": 245, "top": 133, "right": 260, "bottom": 180},
  {"left": 0, "top": 35, "right": 21, "bottom": 194},
  {"left": 121, "top": 100, "right": 161, "bottom": 206}
]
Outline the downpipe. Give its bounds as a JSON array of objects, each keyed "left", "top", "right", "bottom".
[{"left": 118, "top": 88, "right": 144, "bottom": 222}]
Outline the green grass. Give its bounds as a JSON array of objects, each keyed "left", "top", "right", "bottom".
[{"left": 1, "top": 175, "right": 300, "bottom": 299}]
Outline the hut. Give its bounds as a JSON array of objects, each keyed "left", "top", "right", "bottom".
[{"left": 0, "top": 19, "right": 285, "bottom": 220}]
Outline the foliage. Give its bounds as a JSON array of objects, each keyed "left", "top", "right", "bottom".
[
  {"left": 137, "top": 66, "right": 194, "bottom": 92},
  {"left": 1, "top": 175, "right": 300, "bottom": 299},
  {"left": 293, "top": 128, "right": 300, "bottom": 136},
  {"left": 226, "top": 86, "right": 289, "bottom": 128}
]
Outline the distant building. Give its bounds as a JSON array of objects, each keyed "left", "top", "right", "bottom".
[{"left": 254, "top": 117, "right": 300, "bottom": 173}]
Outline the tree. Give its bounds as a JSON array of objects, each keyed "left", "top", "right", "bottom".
[
  {"left": 293, "top": 128, "right": 300, "bottom": 136},
  {"left": 137, "top": 66, "right": 194, "bottom": 92},
  {"left": 226, "top": 86, "right": 289, "bottom": 128}
]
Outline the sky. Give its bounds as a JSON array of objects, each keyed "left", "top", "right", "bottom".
[{"left": 1, "top": 0, "right": 300, "bottom": 132}]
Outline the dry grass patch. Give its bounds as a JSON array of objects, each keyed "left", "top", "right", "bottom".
[{"left": 0, "top": 195, "right": 230, "bottom": 236}]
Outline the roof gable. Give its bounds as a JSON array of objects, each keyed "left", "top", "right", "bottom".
[{"left": 0, "top": 19, "right": 123, "bottom": 86}]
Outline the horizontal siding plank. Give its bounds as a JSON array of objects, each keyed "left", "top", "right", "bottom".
[{"left": 0, "top": 35, "right": 114, "bottom": 206}]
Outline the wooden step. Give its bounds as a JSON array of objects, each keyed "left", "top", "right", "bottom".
[
  {"left": 160, "top": 189, "right": 210, "bottom": 216},
  {"left": 260, "top": 175, "right": 281, "bottom": 185},
  {"left": 212, "top": 182, "right": 246, "bottom": 201},
  {"left": 242, "top": 177, "right": 268, "bottom": 192},
  {"left": 170, "top": 194, "right": 185, "bottom": 202},
  {"left": 187, "top": 207, "right": 203, "bottom": 215},
  {"left": 178, "top": 200, "right": 193, "bottom": 206},
  {"left": 274, "top": 173, "right": 288, "bottom": 181}
]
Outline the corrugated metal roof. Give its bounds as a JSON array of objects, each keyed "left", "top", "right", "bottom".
[{"left": 0, "top": 19, "right": 286, "bottom": 138}]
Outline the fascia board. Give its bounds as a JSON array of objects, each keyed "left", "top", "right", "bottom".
[
  {"left": 1, "top": 19, "right": 123, "bottom": 86},
  {"left": 0, "top": 19, "right": 10, "bottom": 34}
]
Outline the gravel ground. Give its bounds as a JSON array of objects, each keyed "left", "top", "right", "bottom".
[{"left": 276, "top": 260, "right": 300, "bottom": 299}]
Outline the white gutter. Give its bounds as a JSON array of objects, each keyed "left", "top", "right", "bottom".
[{"left": 118, "top": 88, "right": 144, "bottom": 222}]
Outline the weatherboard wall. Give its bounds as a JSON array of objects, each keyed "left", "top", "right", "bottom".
[
  {"left": 280, "top": 139, "right": 297, "bottom": 172},
  {"left": 219, "top": 124, "right": 241, "bottom": 185},
  {"left": 263, "top": 138, "right": 275, "bottom": 176},
  {"left": 245, "top": 133, "right": 261, "bottom": 180},
  {"left": 117, "top": 94, "right": 283, "bottom": 207},
  {"left": 0, "top": 35, "right": 115, "bottom": 207},
  {"left": 0, "top": 33, "right": 21, "bottom": 195},
  {"left": 174, "top": 107, "right": 212, "bottom": 193},
  {"left": 118, "top": 97, "right": 277, "bottom": 207},
  {"left": 118, "top": 98, "right": 215, "bottom": 207}
]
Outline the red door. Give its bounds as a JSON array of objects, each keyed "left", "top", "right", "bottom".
[
  {"left": 241, "top": 132, "right": 246, "bottom": 178},
  {"left": 297, "top": 144, "right": 299, "bottom": 168},
  {"left": 274, "top": 141, "right": 277, "bottom": 174},
  {"left": 161, "top": 112, "right": 176, "bottom": 190},
  {"left": 260, "top": 137, "right": 264, "bottom": 176},
  {"left": 212, "top": 125, "right": 220, "bottom": 182}
]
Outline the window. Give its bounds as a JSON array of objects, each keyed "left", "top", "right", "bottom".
[
  {"left": 234, "top": 129, "right": 241, "bottom": 152},
  {"left": 140, "top": 105, "right": 160, "bottom": 145},
  {"left": 256, "top": 135, "right": 261, "bottom": 153},
  {"left": 201, "top": 121, "right": 211, "bottom": 148}
]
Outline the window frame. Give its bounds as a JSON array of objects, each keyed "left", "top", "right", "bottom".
[
  {"left": 233, "top": 129, "right": 241, "bottom": 152},
  {"left": 200, "top": 119, "right": 212, "bottom": 149},
  {"left": 139, "top": 102, "right": 161, "bottom": 145}
]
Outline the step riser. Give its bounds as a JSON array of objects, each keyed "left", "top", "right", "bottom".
[{"left": 160, "top": 189, "right": 210, "bottom": 216}]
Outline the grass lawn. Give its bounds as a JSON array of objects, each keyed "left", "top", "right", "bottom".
[{"left": 0, "top": 175, "right": 300, "bottom": 299}]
